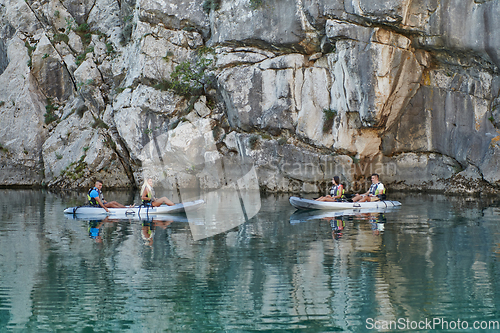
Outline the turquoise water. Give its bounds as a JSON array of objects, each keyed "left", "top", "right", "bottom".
[{"left": 1, "top": 189, "right": 500, "bottom": 332}]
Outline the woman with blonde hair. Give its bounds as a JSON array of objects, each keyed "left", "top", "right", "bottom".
[{"left": 141, "top": 178, "right": 174, "bottom": 207}]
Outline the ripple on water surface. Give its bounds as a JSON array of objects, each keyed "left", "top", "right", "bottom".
[{"left": 1, "top": 191, "right": 500, "bottom": 331}]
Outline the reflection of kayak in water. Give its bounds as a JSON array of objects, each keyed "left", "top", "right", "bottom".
[
  {"left": 65, "top": 212, "right": 200, "bottom": 223},
  {"left": 289, "top": 196, "right": 401, "bottom": 210},
  {"left": 289, "top": 205, "right": 400, "bottom": 224},
  {"left": 63, "top": 199, "right": 205, "bottom": 217}
]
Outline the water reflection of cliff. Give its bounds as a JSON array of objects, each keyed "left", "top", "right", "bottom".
[{"left": 1, "top": 191, "right": 500, "bottom": 331}]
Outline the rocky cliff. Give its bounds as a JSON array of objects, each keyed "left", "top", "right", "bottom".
[{"left": 0, "top": 0, "right": 499, "bottom": 195}]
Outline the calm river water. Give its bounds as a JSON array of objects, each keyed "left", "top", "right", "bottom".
[{"left": 1, "top": 189, "right": 500, "bottom": 332}]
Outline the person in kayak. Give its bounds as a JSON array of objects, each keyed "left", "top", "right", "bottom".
[
  {"left": 352, "top": 174, "right": 385, "bottom": 202},
  {"left": 141, "top": 178, "right": 174, "bottom": 207},
  {"left": 88, "top": 180, "right": 130, "bottom": 212},
  {"left": 316, "top": 176, "right": 345, "bottom": 202}
]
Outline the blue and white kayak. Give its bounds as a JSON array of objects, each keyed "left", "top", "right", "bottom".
[
  {"left": 289, "top": 196, "right": 401, "bottom": 211},
  {"left": 64, "top": 199, "right": 205, "bottom": 216},
  {"left": 64, "top": 212, "right": 193, "bottom": 222}
]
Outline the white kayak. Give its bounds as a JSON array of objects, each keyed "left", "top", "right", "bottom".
[
  {"left": 289, "top": 196, "right": 401, "bottom": 211},
  {"left": 65, "top": 212, "right": 193, "bottom": 222},
  {"left": 64, "top": 199, "right": 205, "bottom": 217},
  {"left": 290, "top": 205, "right": 400, "bottom": 224}
]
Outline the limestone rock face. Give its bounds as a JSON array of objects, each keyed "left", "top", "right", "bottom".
[
  {"left": 61, "top": 0, "right": 95, "bottom": 25},
  {"left": 326, "top": 21, "right": 423, "bottom": 158},
  {"left": 0, "top": 35, "right": 46, "bottom": 186},
  {"left": 31, "top": 34, "right": 75, "bottom": 102},
  {"left": 0, "top": 0, "right": 499, "bottom": 194},
  {"left": 138, "top": 0, "right": 210, "bottom": 37},
  {"left": 41, "top": 110, "right": 131, "bottom": 189},
  {"left": 209, "top": 0, "right": 320, "bottom": 53}
]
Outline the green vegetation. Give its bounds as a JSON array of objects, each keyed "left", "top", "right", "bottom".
[
  {"left": 322, "top": 108, "right": 337, "bottom": 133},
  {"left": 65, "top": 17, "right": 74, "bottom": 33},
  {"left": 74, "top": 23, "right": 89, "bottom": 33},
  {"left": 54, "top": 10, "right": 60, "bottom": 18},
  {"left": 489, "top": 116, "right": 495, "bottom": 123},
  {"left": 92, "top": 117, "right": 109, "bottom": 129},
  {"left": 52, "top": 33, "right": 69, "bottom": 44},
  {"left": 77, "top": 79, "right": 95, "bottom": 89},
  {"left": 44, "top": 99, "right": 59, "bottom": 124},
  {"left": 203, "top": 0, "right": 220, "bottom": 13},
  {"left": 42, "top": 53, "right": 49, "bottom": 59},
  {"left": 68, "top": 23, "right": 92, "bottom": 47},
  {"left": 55, "top": 152, "right": 63, "bottom": 159},
  {"left": 105, "top": 42, "right": 115, "bottom": 54},
  {"left": 74, "top": 155, "right": 87, "bottom": 174},
  {"left": 144, "top": 126, "right": 160, "bottom": 135},
  {"left": 75, "top": 46, "right": 94, "bottom": 66},
  {"left": 248, "top": 135, "right": 259, "bottom": 149},
  {"left": 169, "top": 119, "right": 180, "bottom": 131},
  {"left": 25, "top": 41, "right": 36, "bottom": 68},
  {"left": 0, "top": 101, "right": 4, "bottom": 107},
  {"left": 63, "top": 155, "right": 87, "bottom": 180},
  {"left": 162, "top": 51, "right": 174, "bottom": 62},
  {"left": 0, "top": 144, "right": 8, "bottom": 153},
  {"left": 249, "top": 0, "right": 263, "bottom": 9},
  {"left": 103, "top": 137, "right": 116, "bottom": 150},
  {"left": 277, "top": 137, "right": 287, "bottom": 145},
  {"left": 155, "top": 55, "right": 214, "bottom": 98}
]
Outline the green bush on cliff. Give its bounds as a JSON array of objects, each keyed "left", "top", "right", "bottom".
[
  {"left": 44, "top": 99, "right": 59, "bottom": 124},
  {"left": 91, "top": 117, "right": 109, "bottom": 129},
  {"left": 52, "top": 33, "right": 69, "bottom": 44},
  {"left": 155, "top": 55, "right": 214, "bottom": 98},
  {"left": 25, "top": 41, "right": 36, "bottom": 68},
  {"left": 74, "top": 23, "right": 92, "bottom": 45},
  {"left": 75, "top": 46, "right": 94, "bottom": 66},
  {"left": 203, "top": 0, "right": 220, "bottom": 13},
  {"left": 248, "top": 135, "right": 259, "bottom": 149},
  {"left": 322, "top": 108, "right": 337, "bottom": 134},
  {"left": 65, "top": 17, "right": 74, "bottom": 32},
  {"left": 249, "top": 0, "right": 263, "bottom": 9}
]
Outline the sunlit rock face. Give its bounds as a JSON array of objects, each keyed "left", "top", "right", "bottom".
[{"left": 0, "top": 0, "right": 499, "bottom": 193}]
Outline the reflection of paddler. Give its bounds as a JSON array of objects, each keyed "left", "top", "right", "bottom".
[
  {"left": 142, "top": 220, "right": 155, "bottom": 246},
  {"left": 368, "top": 213, "right": 386, "bottom": 235},
  {"left": 368, "top": 213, "right": 386, "bottom": 223},
  {"left": 330, "top": 217, "right": 345, "bottom": 240},
  {"left": 88, "top": 220, "right": 104, "bottom": 242}
]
